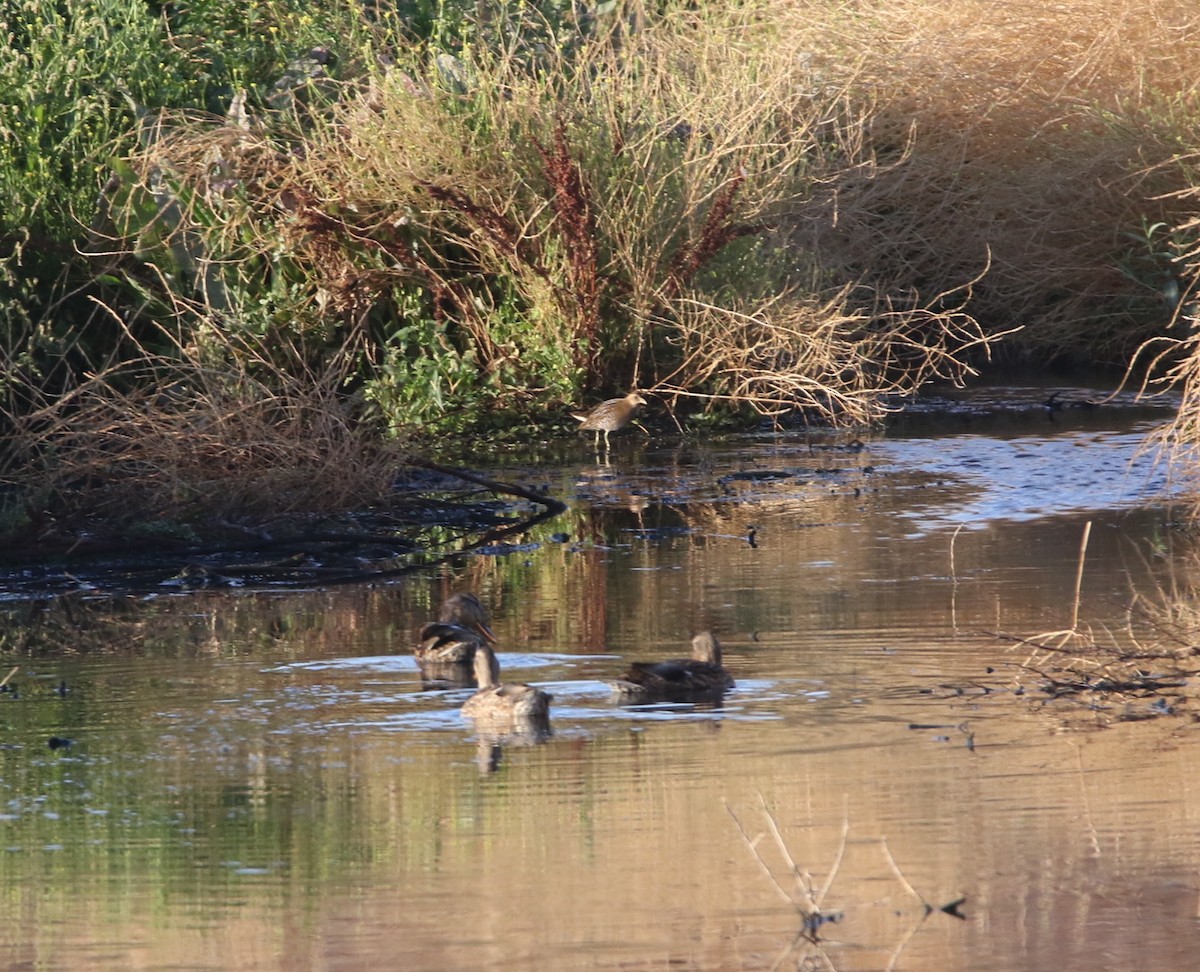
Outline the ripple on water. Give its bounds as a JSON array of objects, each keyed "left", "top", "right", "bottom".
[
  {"left": 874, "top": 424, "right": 1176, "bottom": 531},
  {"left": 269, "top": 651, "right": 585, "bottom": 675}
]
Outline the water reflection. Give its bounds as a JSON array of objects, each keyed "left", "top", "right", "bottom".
[{"left": 6, "top": 394, "right": 1200, "bottom": 970}]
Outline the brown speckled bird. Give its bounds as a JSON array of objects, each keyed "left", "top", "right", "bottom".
[
  {"left": 462, "top": 643, "right": 553, "bottom": 736},
  {"left": 607, "top": 631, "right": 735, "bottom": 703},
  {"left": 572, "top": 392, "right": 647, "bottom": 449},
  {"left": 414, "top": 592, "right": 496, "bottom": 675}
]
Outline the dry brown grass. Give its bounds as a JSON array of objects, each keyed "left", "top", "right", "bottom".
[
  {"left": 1, "top": 296, "right": 406, "bottom": 524},
  {"left": 241, "top": 2, "right": 1001, "bottom": 422},
  {"left": 780, "top": 0, "right": 1200, "bottom": 358},
  {"left": 652, "top": 279, "right": 995, "bottom": 423},
  {"left": 999, "top": 525, "right": 1200, "bottom": 724},
  {"left": 1134, "top": 173, "right": 1200, "bottom": 482}
]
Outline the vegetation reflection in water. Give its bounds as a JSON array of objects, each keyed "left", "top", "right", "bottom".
[{"left": 5, "top": 411, "right": 1200, "bottom": 970}]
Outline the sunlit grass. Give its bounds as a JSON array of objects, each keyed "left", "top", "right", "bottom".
[
  {"left": 777, "top": 0, "right": 1200, "bottom": 361},
  {"left": 8, "top": 0, "right": 1200, "bottom": 521}
]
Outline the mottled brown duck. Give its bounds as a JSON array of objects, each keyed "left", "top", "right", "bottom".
[
  {"left": 572, "top": 392, "right": 647, "bottom": 449},
  {"left": 462, "top": 643, "right": 553, "bottom": 736},
  {"left": 414, "top": 593, "right": 496, "bottom": 686},
  {"left": 608, "top": 631, "right": 735, "bottom": 703}
]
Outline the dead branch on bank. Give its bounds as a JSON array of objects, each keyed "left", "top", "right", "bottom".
[{"left": 649, "top": 257, "right": 1007, "bottom": 428}]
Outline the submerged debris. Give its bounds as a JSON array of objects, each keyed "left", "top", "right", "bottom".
[
  {"left": 0, "top": 462, "right": 565, "bottom": 596},
  {"left": 994, "top": 628, "right": 1200, "bottom": 727}
]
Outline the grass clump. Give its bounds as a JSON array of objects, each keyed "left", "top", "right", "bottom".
[
  {"left": 13, "top": 0, "right": 1200, "bottom": 528},
  {"left": 788, "top": 0, "right": 1200, "bottom": 363},
  {"left": 99, "top": 1, "right": 992, "bottom": 441},
  {"left": 3, "top": 301, "right": 407, "bottom": 526},
  {"left": 1133, "top": 177, "right": 1200, "bottom": 487}
]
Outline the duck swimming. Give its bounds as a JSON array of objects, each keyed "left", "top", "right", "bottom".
[
  {"left": 608, "top": 631, "right": 734, "bottom": 703},
  {"left": 415, "top": 593, "right": 496, "bottom": 687},
  {"left": 415, "top": 593, "right": 495, "bottom": 663},
  {"left": 462, "top": 643, "right": 552, "bottom": 736}
]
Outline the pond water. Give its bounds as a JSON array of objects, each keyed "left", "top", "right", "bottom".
[{"left": 4, "top": 384, "right": 1200, "bottom": 971}]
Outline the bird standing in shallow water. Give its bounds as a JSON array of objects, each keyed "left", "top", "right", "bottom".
[
  {"left": 607, "top": 631, "right": 735, "bottom": 703},
  {"left": 462, "top": 643, "right": 553, "bottom": 736},
  {"left": 414, "top": 593, "right": 496, "bottom": 686},
  {"left": 572, "top": 392, "right": 647, "bottom": 450}
]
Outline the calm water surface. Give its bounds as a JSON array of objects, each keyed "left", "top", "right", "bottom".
[{"left": 4, "top": 387, "right": 1200, "bottom": 971}]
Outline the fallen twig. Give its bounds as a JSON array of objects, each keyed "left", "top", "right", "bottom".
[
  {"left": 881, "top": 836, "right": 968, "bottom": 921},
  {"left": 408, "top": 459, "right": 567, "bottom": 515},
  {"left": 725, "top": 794, "right": 846, "bottom": 946}
]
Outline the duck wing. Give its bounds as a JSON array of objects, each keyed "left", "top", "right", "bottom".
[
  {"left": 614, "top": 659, "right": 734, "bottom": 700},
  {"left": 627, "top": 658, "right": 690, "bottom": 682},
  {"left": 416, "top": 621, "right": 481, "bottom": 662}
]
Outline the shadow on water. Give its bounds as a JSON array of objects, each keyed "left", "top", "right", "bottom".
[{"left": 6, "top": 385, "right": 1200, "bottom": 970}]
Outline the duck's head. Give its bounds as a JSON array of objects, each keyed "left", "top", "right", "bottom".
[
  {"left": 690, "top": 631, "right": 722, "bottom": 665},
  {"left": 439, "top": 593, "right": 497, "bottom": 643}
]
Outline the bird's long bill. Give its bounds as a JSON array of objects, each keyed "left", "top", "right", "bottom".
[{"left": 475, "top": 622, "right": 498, "bottom": 643}]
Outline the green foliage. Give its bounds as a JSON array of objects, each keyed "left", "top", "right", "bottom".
[
  {"left": 1116, "top": 219, "right": 1190, "bottom": 322},
  {"left": 0, "top": 0, "right": 163, "bottom": 236},
  {"left": 361, "top": 276, "right": 586, "bottom": 437},
  {"left": 0, "top": 0, "right": 514, "bottom": 340},
  {"left": 363, "top": 295, "right": 485, "bottom": 436},
  {"left": 482, "top": 291, "right": 584, "bottom": 404},
  {"left": 0, "top": 0, "right": 155, "bottom": 360},
  {"left": 160, "top": 0, "right": 341, "bottom": 112},
  {"left": 0, "top": 0, "right": 349, "bottom": 377}
]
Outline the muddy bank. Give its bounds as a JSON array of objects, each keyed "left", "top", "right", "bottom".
[{"left": 0, "top": 383, "right": 1181, "bottom": 599}]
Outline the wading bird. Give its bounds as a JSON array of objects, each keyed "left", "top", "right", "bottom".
[{"left": 572, "top": 392, "right": 647, "bottom": 450}]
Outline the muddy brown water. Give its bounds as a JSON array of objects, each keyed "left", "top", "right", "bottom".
[{"left": 3, "top": 385, "right": 1200, "bottom": 971}]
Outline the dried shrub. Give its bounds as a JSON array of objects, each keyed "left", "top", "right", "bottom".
[
  {"left": 1130, "top": 169, "right": 1200, "bottom": 485},
  {"left": 237, "top": 2, "right": 996, "bottom": 421},
  {"left": 654, "top": 280, "right": 994, "bottom": 425},
  {"left": 1, "top": 298, "right": 406, "bottom": 524},
  {"left": 786, "top": 0, "right": 1200, "bottom": 360},
  {"left": 50, "top": 0, "right": 1026, "bottom": 463},
  {"left": 997, "top": 527, "right": 1200, "bottom": 724}
]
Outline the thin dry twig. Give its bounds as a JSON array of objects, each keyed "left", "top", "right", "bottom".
[
  {"left": 758, "top": 790, "right": 812, "bottom": 901},
  {"left": 1070, "top": 521, "right": 1093, "bottom": 633},
  {"left": 725, "top": 793, "right": 848, "bottom": 950},
  {"left": 880, "top": 836, "right": 929, "bottom": 911},
  {"left": 724, "top": 798, "right": 798, "bottom": 909},
  {"left": 816, "top": 801, "right": 850, "bottom": 909}
]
